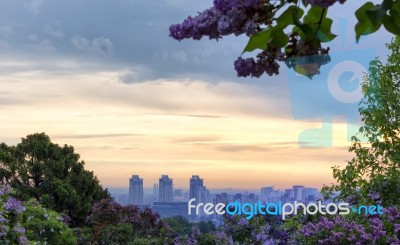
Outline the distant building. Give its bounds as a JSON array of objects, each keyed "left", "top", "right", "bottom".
[
  {"left": 293, "top": 185, "right": 304, "bottom": 202},
  {"left": 248, "top": 193, "right": 257, "bottom": 203},
  {"left": 261, "top": 187, "right": 274, "bottom": 198},
  {"left": 129, "top": 175, "right": 143, "bottom": 205},
  {"left": 234, "top": 193, "right": 242, "bottom": 201},
  {"left": 151, "top": 202, "right": 190, "bottom": 219},
  {"left": 159, "top": 175, "right": 173, "bottom": 202},
  {"left": 189, "top": 175, "right": 210, "bottom": 203},
  {"left": 303, "top": 187, "right": 319, "bottom": 203},
  {"left": 214, "top": 192, "right": 228, "bottom": 204},
  {"left": 174, "top": 189, "right": 184, "bottom": 201},
  {"left": 283, "top": 188, "right": 294, "bottom": 203},
  {"left": 189, "top": 175, "right": 209, "bottom": 219}
]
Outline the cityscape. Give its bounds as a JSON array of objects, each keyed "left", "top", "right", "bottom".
[{"left": 111, "top": 174, "right": 322, "bottom": 221}]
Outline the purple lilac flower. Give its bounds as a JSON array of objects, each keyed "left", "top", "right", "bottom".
[
  {"left": 169, "top": 0, "right": 265, "bottom": 41},
  {"left": 13, "top": 226, "right": 25, "bottom": 234},
  {"left": 4, "top": 197, "right": 25, "bottom": 214},
  {"left": 238, "top": 217, "right": 249, "bottom": 226},
  {"left": 0, "top": 213, "right": 7, "bottom": 223},
  {"left": 0, "top": 185, "right": 11, "bottom": 196},
  {"left": 19, "top": 235, "right": 29, "bottom": 245}
]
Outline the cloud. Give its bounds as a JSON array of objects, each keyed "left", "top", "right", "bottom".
[
  {"left": 25, "top": 0, "right": 44, "bottom": 15},
  {"left": 217, "top": 144, "right": 272, "bottom": 152},
  {"left": 44, "top": 26, "right": 63, "bottom": 38},
  {"left": 54, "top": 133, "right": 140, "bottom": 139},
  {"left": 71, "top": 36, "right": 114, "bottom": 55},
  {"left": 79, "top": 145, "right": 142, "bottom": 150}
]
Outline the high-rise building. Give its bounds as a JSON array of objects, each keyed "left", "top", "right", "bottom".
[
  {"left": 129, "top": 175, "right": 143, "bottom": 205},
  {"left": 293, "top": 185, "right": 304, "bottom": 202},
  {"left": 159, "top": 175, "right": 173, "bottom": 202},
  {"left": 189, "top": 175, "right": 209, "bottom": 205},
  {"left": 261, "top": 187, "right": 274, "bottom": 198},
  {"left": 189, "top": 175, "right": 204, "bottom": 201}
]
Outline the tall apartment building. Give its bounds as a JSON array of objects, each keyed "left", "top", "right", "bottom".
[
  {"left": 129, "top": 175, "right": 143, "bottom": 205},
  {"left": 261, "top": 186, "right": 274, "bottom": 200},
  {"left": 159, "top": 175, "right": 173, "bottom": 202},
  {"left": 293, "top": 185, "right": 304, "bottom": 202},
  {"left": 189, "top": 175, "right": 209, "bottom": 203}
]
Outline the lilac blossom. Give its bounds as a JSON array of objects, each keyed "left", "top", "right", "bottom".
[{"left": 4, "top": 197, "right": 25, "bottom": 214}]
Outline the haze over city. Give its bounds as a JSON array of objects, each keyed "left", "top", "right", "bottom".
[{"left": 0, "top": 0, "right": 392, "bottom": 189}]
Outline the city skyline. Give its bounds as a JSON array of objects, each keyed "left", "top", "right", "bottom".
[{"left": 124, "top": 174, "right": 324, "bottom": 193}]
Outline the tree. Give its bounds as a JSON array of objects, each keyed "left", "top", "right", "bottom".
[
  {"left": 164, "top": 216, "right": 193, "bottom": 236},
  {"left": 169, "top": 0, "right": 400, "bottom": 77},
  {"left": 323, "top": 36, "right": 400, "bottom": 206},
  {"left": 80, "top": 199, "right": 175, "bottom": 245},
  {"left": 21, "top": 199, "right": 77, "bottom": 245},
  {"left": 0, "top": 133, "right": 110, "bottom": 227}
]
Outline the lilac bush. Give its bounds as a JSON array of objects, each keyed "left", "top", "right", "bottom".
[
  {"left": 0, "top": 185, "right": 29, "bottom": 245},
  {"left": 299, "top": 207, "right": 400, "bottom": 244}
]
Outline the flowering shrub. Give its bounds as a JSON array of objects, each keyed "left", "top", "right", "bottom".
[
  {"left": 21, "top": 199, "right": 76, "bottom": 245},
  {"left": 0, "top": 185, "right": 77, "bottom": 245},
  {"left": 299, "top": 207, "right": 400, "bottom": 244},
  {"left": 0, "top": 185, "right": 29, "bottom": 244},
  {"left": 81, "top": 199, "right": 176, "bottom": 244}
]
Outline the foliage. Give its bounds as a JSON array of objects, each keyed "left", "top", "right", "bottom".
[
  {"left": 0, "top": 185, "right": 76, "bottom": 245},
  {"left": 80, "top": 199, "right": 176, "bottom": 245},
  {"left": 170, "top": 0, "right": 400, "bottom": 77},
  {"left": 0, "top": 185, "right": 28, "bottom": 244},
  {"left": 197, "top": 220, "right": 217, "bottom": 234},
  {"left": 322, "top": 36, "right": 400, "bottom": 206},
  {"left": 184, "top": 214, "right": 292, "bottom": 245},
  {"left": 0, "top": 133, "right": 110, "bottom": 227},
  {"left": 21, "top": 199, "right": 77, "bottom": 245},
  {"left": 299, "top": 206, "right": 400, "bottom": 244},
  {"left": 164, "top": 215, "right": 193, "bottom": 235}
]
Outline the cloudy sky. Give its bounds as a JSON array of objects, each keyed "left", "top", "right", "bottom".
[{"left": 0, "top": 0, "right": 393, "bottom": 190}]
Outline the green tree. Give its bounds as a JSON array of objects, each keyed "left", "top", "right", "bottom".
[
  {"left": 323, "top": 36, "right": 400, "bottom": 206},
  {"left": 197, "top": 220, "right": 216, "bottom": 234},
  {"left": 80, "top": 199, "right": 175, "bottom": 245},
  {"left": 164, "top": 216, "right": 193, "bottom": 236},
  {"left": 21, "top": 199, "right": 77, "bottom": 245},
  {"left": 0, "top": 133, "right": 109, "bottom": 227}
]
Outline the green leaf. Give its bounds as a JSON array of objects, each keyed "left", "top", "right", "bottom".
[
  {"left": 242, "top": 28, "right": 272, "bottom": 53},
  {"left": 382, "top": 3, "right": 400, "bottom": 35},
  {"left": 355, "top": 2, "right": 381, "bottom": 42},
  {"left": 317, "top": 17, "right": 337, "bottom": 42},
  {"left": 270, "top": 28, "right": 289, "bottom": 48},
  {"left": 276, "top": 6, "right": 304, "bottom": 29},
  {"left": 382, "top": 13, "right": 400, "bottom": 35},
  {"left": 365, "top": 4, "right": 385, "bottom": 28},
  {"left": 304, "top": 6, "right": 325, "bottom": 23}
]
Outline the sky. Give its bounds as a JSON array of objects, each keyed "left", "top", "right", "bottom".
[{"left": 0, "top": 0, "right": 393, "bottom": 190}]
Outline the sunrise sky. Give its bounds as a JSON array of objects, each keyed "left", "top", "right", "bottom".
[{"left": 0, "top": 0, "right": 392, "bottom": 190}]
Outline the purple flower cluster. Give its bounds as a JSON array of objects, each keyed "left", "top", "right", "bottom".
[
  {"left": 0, "top": 193, "right": 29, "bottom": 245},
  {"left": 4, "top": 197, "right": 25, "bottom": 214},
  {"left": 234, "top": 56, "right": 280, "bottom": 77},
  {"left": 169, "top": 0, "right": 267, "bottom": 41},
  {"left": 306, "top": 0, "right": 347, "bottom": 8},
  {"left": 302, "top": 215, "right": 391, "bottom": 244},
  {"left": 0, "top": 186, "right": 11, "bottom": 196}
]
